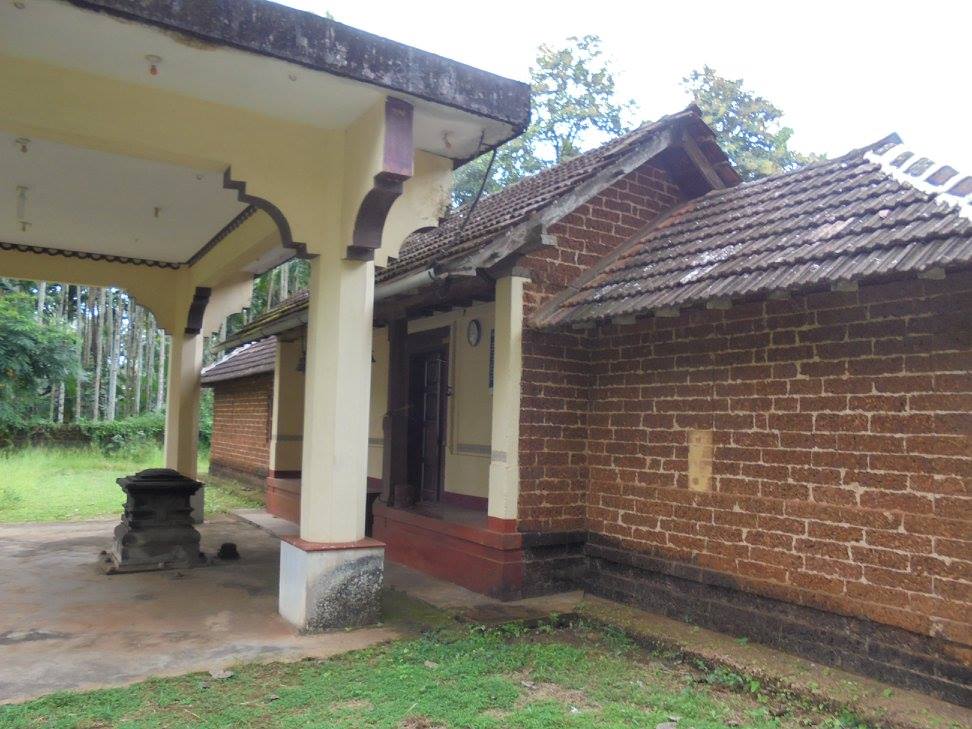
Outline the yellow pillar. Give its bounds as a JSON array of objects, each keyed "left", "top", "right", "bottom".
[
  {"left": 298, "top": 254, "right": 375, "bottom": 543},
  {"left": 163, "top": 329, "right": 204, "bottom": 522},
  {"left": 488, "top": 275, "right": 527, "bottom": 524},
  {"left": 269, "top": 338, "right": 305, "bottom": 475}
]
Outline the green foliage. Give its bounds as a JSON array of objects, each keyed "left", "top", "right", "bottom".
[
  {"left": 0, "top": 292, "right": 78, "bottom": 428},
  {"left": 236, "top": 259, "right": 311, "bottom": 329},
  {"left": 0, "top": 412, "right": 166, "bottom": 453},
  {"left": 199, "top": 387, "right": 214, "bottom": 447},
  {"left": 454, "top": 35, "right": 636, "bottom": 204},
  {"left": 77, "top": 412, "right": 167, "bottom": 455},
  {"left": 684, "top": 66, "right": 823, "bottom": 180}
]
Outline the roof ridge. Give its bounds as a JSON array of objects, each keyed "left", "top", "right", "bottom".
[
  {"left": 864, "top": 140, "right": 972, "bottom": 220},
  {"left": 537, "top": 134, "right": 972, "bottom": 328},
  {"left": 384, "top": 106, "right": 714, "bottom": 279}
]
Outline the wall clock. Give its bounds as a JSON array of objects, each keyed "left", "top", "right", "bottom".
[{"left": 466, "top": 319, "right": 482, "bottom": 346}]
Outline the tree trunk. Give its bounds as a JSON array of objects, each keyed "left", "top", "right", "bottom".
[
  {"left": 144, "top": 312, "right": 156, "bottom": 412},
  {"left": 122, "top": 296, "right": 134, "bottom": 416},
  {"left": 266, "top": 270, "right": 276, "bottom": 311},
  {"left": 155, "top": 331, "right": 166, "bottom": 412},
  {"left": 53, "top": 285, "right": 68, "bottom": 422},
  {"left": 133, "top": 305, "right": 144, "bottom": 415},
  {"left": 92, "top": 288, "right": 105, "bottom": 420},
  {"left": 106, "top": 293, "right": 121, "bottom": 421},
  {"left": 280, "top": 261, "right": 290, "bottom": 300},
  {"left": 36, "top": 281, "right": 46, "bottom": 320},
  {"left": 75, "top": 286, "right": 86, "bottom": 421}
]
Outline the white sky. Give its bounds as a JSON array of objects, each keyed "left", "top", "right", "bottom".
[{"left": 279, "top": 0, "right": 972, "bottom": 173}]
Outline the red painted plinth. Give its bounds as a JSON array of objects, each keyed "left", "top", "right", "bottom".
[
  {"left": 372, "top": 502, "right": 525, "bottom": 600},
  {"left": 266, "top": 476, "right": 301, "bottom": 524}
]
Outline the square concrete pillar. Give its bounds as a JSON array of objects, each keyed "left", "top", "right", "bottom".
[
  {"left": 278, "top": 256, "right": 382, "bottom": 631},
  {"left": 488, "top": 275, "right": 527, "bottom": 526},
  {"left": 278, "top": 537, "right": 385, "bottom": 631},
  {"left": 163, "top": 329, "right": 205, "bottom": 523}
]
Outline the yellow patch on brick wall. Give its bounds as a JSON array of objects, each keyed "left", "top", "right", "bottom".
[{"left": 688, "top": 429, "right": 713, "bottom": 492}]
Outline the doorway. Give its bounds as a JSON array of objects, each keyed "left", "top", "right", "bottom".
[{"left": 406, "top": 333, "right": 449, "bottom": 503}]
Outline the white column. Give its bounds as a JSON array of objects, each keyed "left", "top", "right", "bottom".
[
  {"left": 488, "top": 275, "right": 526, "bottom": 523},
  {"left": 298, "top": 255, "right": 375, "bottom": 542},
  {"left": 163, "top": 329, "right": 204, "bottom": 522}
]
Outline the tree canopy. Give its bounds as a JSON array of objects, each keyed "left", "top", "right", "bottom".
[
  {"left": 683, "top": 66, "right": 821, "bottom": 180},
  {"left": 0, "top": 291, "right": 78, "bottom": 427},
  {"left": 453, "top": 35, "right": 636, "bottom": 204}
]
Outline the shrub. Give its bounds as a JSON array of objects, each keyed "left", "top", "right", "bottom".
[{"left": 0, "top": 412, "right": 170, "bottom": 454}]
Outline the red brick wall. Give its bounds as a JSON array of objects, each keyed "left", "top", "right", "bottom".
[
  {"left": 584, "top": 273, "right": 972, "bottom": 649},
  {"left": 518, "top": 163, "right": 683, "bottom": 532},
  {"left": 209, "top": 373, "right": 273, "bottom": 480}
]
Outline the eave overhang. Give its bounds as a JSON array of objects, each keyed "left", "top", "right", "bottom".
[{"left": 68, "top": 0, "right": 531, "bottom": 140}]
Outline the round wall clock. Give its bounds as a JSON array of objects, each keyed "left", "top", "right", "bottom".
[{"left": 466, "top": 318, "right": 482, "bottom": 346}]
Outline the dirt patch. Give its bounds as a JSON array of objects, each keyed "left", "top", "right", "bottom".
[
  {"left": 399, "top": 717, "right": 446, "bottom": 729},
  {"left": 331, "top": 699, "right": 373, "bottom": 712},
  {"left": 511, "top": 670, "right": 597, "bottom": 712},
  {"left": 459, "top": 603, "right": 543, "bottom": 625}
]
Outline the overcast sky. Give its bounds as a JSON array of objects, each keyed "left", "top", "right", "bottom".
[{"left": 281, "top": 0, "right": 972, "bottom": 173}]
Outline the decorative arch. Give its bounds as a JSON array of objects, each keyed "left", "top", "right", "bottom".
[{"left": 222, "top": 169, "right": 311, "bottom": 260}]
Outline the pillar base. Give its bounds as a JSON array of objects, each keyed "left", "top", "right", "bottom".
[
  {"left": 278, "top": 536, "right": 385, "bottom": 632},
  {"left": 190, "top": 487, "right": 205, "bottom": 525}
]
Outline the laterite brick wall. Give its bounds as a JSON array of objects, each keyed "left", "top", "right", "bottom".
[
  {"left": 208, "top": 373, "right": 273, "bottom": 482},
  {"left": 583, "top": 272, "right": 972, "bottom": 702},
  {"left": 518, "top": 163, "right": 682, "bottom": 533}
]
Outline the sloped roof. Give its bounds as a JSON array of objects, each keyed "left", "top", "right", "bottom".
[
  {"left": 535, "top": 136, "right": 972, "bottom": 328},
  {"left": 223, "top": 108, "right": 735, "bottom": 351},
  {"left": 377, "top": 105, "right": 737, "bottom": 283},
  {"left": 201, "top": 338, "right": 276, "bottom": 385}
]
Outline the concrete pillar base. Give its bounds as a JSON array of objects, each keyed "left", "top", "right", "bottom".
[
  {"left": 278, "top": 536, "right": 385, "bottom": 632},
  {"left": 190, "top": 488, "right": 204, "bottom": 525}
]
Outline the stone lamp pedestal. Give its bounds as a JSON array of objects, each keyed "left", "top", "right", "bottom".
[{"left": 105, "top": 468, "right": 206, "bottom": 574}]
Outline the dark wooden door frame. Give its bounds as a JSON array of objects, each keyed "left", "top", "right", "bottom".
[
  {"left": 413, "top": 346, "right": 448, "bottom": 502},
  {"left": 385, "top": 325, "right": 451, "bottom": 505}
]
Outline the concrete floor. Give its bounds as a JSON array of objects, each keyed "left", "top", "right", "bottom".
[
  {"left": 0, "top": 513, "right": 582, "bottom": 705},
  {"left": 0, "top": 516, "right": 397, "bottom": 704}
]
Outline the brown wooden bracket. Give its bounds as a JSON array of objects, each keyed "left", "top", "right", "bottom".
[
  {"left": 184, "top": 287, "right": 212, "bottom": 335},
  {"left": 679, "top": 129, "right": 728, "bottom": 192},
  {"left": 348, "top": 98, "right": 414, "bottom": 261}
]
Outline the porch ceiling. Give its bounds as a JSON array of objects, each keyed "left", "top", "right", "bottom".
[{"left": 1, "top": 130, "right": 247, "bottom": 264}]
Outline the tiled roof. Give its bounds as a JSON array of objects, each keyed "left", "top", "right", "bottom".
[
  {"left": 225, "top": 107, "right": 734, "bottom": 349},
  {"left": 377, "top": 105, "right": 736, "bottom": 283},
  {"left": 201, "top": 337, "right": 276, "bottom": 385},
  {"left": 535, "top": 136, "right": 972, "bottom": 328}
]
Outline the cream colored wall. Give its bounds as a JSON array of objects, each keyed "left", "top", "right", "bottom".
[
  {"left": 369, "top": 328, "right": 390, "bottom": 479},
  {"left": 368, "top": 303, "right": 496, "bottom": 498}
]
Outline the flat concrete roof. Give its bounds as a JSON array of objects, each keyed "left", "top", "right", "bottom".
[{"left": 69, "top": 0, "right": 531, "bottom": 133}]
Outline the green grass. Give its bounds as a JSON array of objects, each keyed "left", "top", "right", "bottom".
[
  {"left": 0, "top": 622, "right": 858, "bottom": 729},
  {"left": 0, "top": 446, "right": 262, "bottom": 523}
]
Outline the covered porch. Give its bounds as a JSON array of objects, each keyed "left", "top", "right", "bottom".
[
  {"left": 0, "top": 0, "right": 528, "bottom": 630},
  {"left": 220, "top": 270, "right": 537, "bottom": 599}
]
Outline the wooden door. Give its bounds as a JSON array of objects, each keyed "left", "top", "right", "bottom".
[{"left": 419, "top": 350, "right": 447, "bottom": 502}]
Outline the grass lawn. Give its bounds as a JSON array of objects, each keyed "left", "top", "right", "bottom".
[
  {"left": 0, "top": 446, "right": 262, "bottom": 523},
  {"left": 0, "top": 620, "right": 865, "bottom": 729}
]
